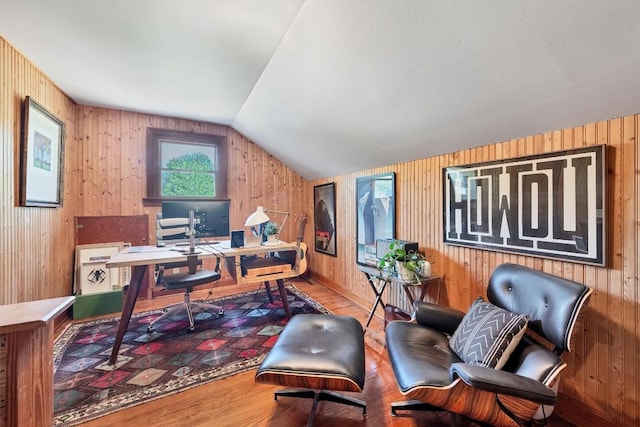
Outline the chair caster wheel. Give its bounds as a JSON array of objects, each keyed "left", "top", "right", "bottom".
[
  {"left": 147, "top": 326, "right": 154, "bottom": 333},
  {"left": 187, "top": 327, "right": 196, "bottom": 333},
  {"left": 218, "top": 309, "right": 224, "bottom": 316}
]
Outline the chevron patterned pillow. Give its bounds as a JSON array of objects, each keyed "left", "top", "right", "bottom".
[{"left": 449, "top": 297, "right": 529, "bottom": 369}]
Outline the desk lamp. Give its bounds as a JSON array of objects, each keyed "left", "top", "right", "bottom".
[{"left": 245, "top": 206, "right": 290, "bottom": 242}]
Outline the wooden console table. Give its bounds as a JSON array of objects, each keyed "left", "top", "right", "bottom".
[{"left": 0, "top": 296, "right": 75, "bottom": 427}]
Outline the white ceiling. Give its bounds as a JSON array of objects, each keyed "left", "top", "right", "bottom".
[{"left": 1, "top": 0, "right": 639, "bottom": 180}]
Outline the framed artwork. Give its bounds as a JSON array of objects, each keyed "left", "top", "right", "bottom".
[
  {"left": 74, "top": 242, "right": 129, "bottom": 295},
  {"left": 443, "top": 145, "right": 606, "bottom": 266},
  {"left": 20, "top": 96, "right": 65, "bottom": 207},
  {"left": 356, "top": 172, "right": 395, "bottom": 266},
  {"left": 314, "top": 182, "right": 337, "bottom": 256}
]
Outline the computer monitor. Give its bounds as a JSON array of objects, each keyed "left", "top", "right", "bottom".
[{"left": 160, "top": 200, "right": 231, "bottom": 242}]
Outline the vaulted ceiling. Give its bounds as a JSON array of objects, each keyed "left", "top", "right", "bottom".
[{"left": 1, "top": 1, "right": 639, "bottom": 179}]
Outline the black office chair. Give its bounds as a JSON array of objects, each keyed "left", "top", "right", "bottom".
[{"left": 148, "top": 216, "right": 224, "bottom": 333}]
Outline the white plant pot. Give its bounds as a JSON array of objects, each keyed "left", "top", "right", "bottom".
[
  {"left": 267, "top": 234, "right": 277, "bottom": 243},
  {"left": 418, "top": 260, "right": 432, "bottom": 278}
]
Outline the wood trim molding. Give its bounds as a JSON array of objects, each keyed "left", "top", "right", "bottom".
[{"left": 556, "top": 393, "right": 617, "bottom": 427}]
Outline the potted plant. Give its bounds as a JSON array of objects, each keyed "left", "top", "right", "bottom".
[
  {"left": 377, "top": 242, "right": 433, "bottom": 283},
  {"left": 262, "top": 221, "right": 279, "bottom": 243}
]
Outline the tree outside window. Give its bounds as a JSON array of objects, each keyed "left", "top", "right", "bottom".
[
  {"left": 160, "top": 141, "right": 216, "bottom": 196},
  {"left": 146, "top": 128, "right": 227, "bottom": 203}
]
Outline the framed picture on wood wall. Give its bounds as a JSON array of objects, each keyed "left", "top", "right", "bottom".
[
  {"left": 314, "top": 182, "right": 337, "bottom": 256},
  {"left": 356, "top": 172, "right": 395, "bottom": 266},
  {"left": 443, "top": 145, "right": 606, "bottom": 265},
  {"left": 20, "top": 96, "right": 65, "bottom": 207}
]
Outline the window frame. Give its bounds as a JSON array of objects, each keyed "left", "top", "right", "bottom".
[{"left": 145, "top": 128, "right": 227, "bottom": 205}]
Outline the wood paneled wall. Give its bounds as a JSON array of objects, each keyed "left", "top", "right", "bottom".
[
  {"left": 73, "top": 106, "right": 308, "bottom": 246},
  {"left": 0, "top": 38, "right": 78, "bottom": 304},
  {"left": 0, "top": 36, "right": 308, "bottom": 304},
  {"left": 2, "top": 34, "right": 638, "bottom": 426},
  {"left": 1, "top": 37, "right": 308, "bottom": 427},
  {"left": 308, "top": 115, "right": 639, "bottom": 426}
]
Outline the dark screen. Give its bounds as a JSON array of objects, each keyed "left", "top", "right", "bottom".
[{"left": 161, "top": 200, "right": 230, "bottom": 240}]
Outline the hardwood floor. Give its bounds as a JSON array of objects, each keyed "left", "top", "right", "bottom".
[{"left": 59, "top": 278, "right": 573, "bottom": 427}]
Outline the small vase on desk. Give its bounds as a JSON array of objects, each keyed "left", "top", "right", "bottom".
[{"left": 267, "top": 234, "right": 277, "bottom": 244}]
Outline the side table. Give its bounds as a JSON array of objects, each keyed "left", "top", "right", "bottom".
[
  {"left": 400, "top": 275, "right": 442, "bottom": 307},
  {"left": 358, "top": 265, "right": 442, "bottom": 331}
]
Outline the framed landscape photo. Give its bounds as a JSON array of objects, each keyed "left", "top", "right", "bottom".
[
  {"left": 20, "top": 96, "right": 65, "bottom": 207},
  {"left": 443, "top": 145, "right": 606, "bottom": 266},
  {"left": 314, "top": 182, "right": 337, "bottom": 256},
  {"left": 356, "top": 172, "right": 395, "bottom": 266}
]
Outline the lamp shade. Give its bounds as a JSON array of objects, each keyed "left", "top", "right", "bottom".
[{"left": 245, "top": 206, "right": 270, "bottom": 226}]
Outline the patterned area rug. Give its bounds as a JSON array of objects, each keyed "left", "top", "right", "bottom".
[{"left": 53, "top": 285, "right": 330, "bottom": 426}]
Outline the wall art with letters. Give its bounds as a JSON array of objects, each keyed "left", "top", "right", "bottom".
[{"left": 443, "top": 145, "right": 605, "bottom": 266}]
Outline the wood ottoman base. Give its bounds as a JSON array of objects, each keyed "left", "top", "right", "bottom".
[{"left": 255, "top": 314, "right": 366, "bottom": 426}]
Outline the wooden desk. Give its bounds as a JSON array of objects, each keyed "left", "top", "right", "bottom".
[
  {"left": 358, "top": 265, "right": 442, "bottom": 331},
  {"left": 0, "top": 296, "right": 75, "bottom": 427},
  {"left": 106, "top": 240, "right": 304, "bottom": 365}
]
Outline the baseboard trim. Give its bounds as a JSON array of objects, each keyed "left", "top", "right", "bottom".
[
  {"left": 309, "top": 271, "right": 375, "bottom": 315},
  {"left": 556, "top": 394, "right": 617, "bottom": 427}
]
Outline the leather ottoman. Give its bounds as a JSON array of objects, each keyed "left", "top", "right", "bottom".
[{"left": 255, "top": 314, "right": 366, "bottom": 426}]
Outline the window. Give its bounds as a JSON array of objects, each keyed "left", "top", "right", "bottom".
[{"left": 146, "top": 128, "right": 227, "bottom": 203}]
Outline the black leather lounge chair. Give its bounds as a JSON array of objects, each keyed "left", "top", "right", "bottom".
[{"left": 385, "top": 263, "right": 592, "bottom": 426}]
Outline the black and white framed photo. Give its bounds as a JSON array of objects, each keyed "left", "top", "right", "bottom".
[
  {"left": 356, "top": 172, "right": 395, "bottom": 266},
  {"left": 314, "top": 182, "right": 337, "bottom": 256},
  {"left": 20, "top": 96, "right": 65, "bottom": 207},
  {"left": 443, "top": 145, "right": 606, "bottom": 266}
]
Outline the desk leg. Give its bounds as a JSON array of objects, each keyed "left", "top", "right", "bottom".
[
  {"left": 109, "top": 264, "right": 147, "bottom": 365},
  {"left": 263, "top": 280, "right": 274, "bottom": 303},
  {"left": 363, "top": 272, "right": 388, "bottom": 331},
  {"left": 276, "top": 279, "right": 292, "bottom": 319}
]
